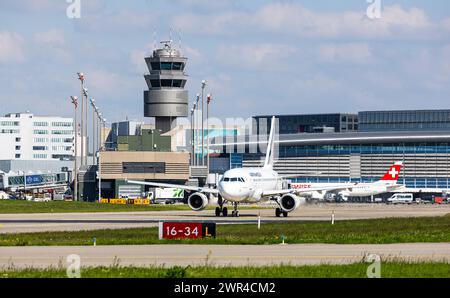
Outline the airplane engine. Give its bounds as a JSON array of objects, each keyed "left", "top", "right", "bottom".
[
  {"left": 187, "top": 192, "right": 208, "bottom": 211},
  {"left": 279, "top": 194, "right": 304, "bottom": 213}
]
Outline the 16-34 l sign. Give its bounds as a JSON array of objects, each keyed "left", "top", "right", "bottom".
[{"left": 158, "top": 222, "right": 216, "bottom": 240}]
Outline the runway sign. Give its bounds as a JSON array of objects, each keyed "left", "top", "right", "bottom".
[{"left": 158, "top": 222, "right": 216, "bottom": 240}]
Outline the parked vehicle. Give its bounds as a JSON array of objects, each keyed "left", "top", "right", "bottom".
[
  {"left": 433, "top": 196, "right": 445, "bottom": 204},
  {"left": 0, "top": 191, "right": 9, "bottom": 200},
  {"left": 150, "top": 188, "right": 184, "bottom": 204},
  {"left": 387, "top": 193, "right": 414, "bottom": 204}
]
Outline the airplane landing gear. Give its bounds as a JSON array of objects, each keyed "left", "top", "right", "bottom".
[
  {"left": 215, "top": 206, "right": 229, "bottom": 217},
  {"left": 275, "top": 208, "right": 288, "bottom": 217},
  {"left": 215, "top": 195, "right": 228, "bottom": 217},
  {"left": 231, "top": 202, "right": 239, "bottom": 217}
]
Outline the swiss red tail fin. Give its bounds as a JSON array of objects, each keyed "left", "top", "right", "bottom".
[{"left": 380, "top": 162, "right": 403, "bottom": 181}]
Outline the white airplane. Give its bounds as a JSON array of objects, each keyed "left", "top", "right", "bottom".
[
  {"left": 291, "top": 162, "right": 404, "bottom": 201},
  {"left": 127, "top": 117, "right": 356, "bottom": 217}
]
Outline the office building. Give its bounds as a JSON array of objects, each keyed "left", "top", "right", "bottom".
[
  {"left": 254, "top": 113, "right": 358, "bottom": 135},
  {"left": 359, "top": 109, "right": 450, "bottom": 132}
]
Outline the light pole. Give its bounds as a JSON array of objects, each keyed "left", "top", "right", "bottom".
[
  {"left": 98, "top": 117, "right": 103, "bottom": 203},
  {"left": 201, "top": 80, "right": 206, "bottom": 166},
  {"left": 206, "top": 93, "right": 212, "bottom": 175},
  {"left": 82, "top": 87, "right": 89, "bottom": 166},
  {"left": 84, "top": 89, "right": 89, "bottom": 165},
  {"left": 195, "top": 93, "right": 200, "bottom": 166},
  {"left": 102, "top": 118, "right": 107, "bottom": 149},
  {"left": 70, "top": 95, "right": 79, "bottom": 201},
  {"left": 94, "top": 107, "right": 98, "bottom": 159},
  {"left": 77, "top": 73, "right": 85, "bottom": 166},
  {"left": 98, "top": 113, "right": 102, "bottom": 150},
  {"left": 90, "top": 98, "right": 96, "bottom": 165},
  {"left": 190, "top": 104, "right": 196, "bottom": 166}
]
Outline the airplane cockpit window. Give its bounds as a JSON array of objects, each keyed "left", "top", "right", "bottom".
[
  {"left": 230, "top": 178, "right": 238, "bottom": 182},
  {"left": 238, "top": 178, "right": 245, "bottom": 182},
  {"left": 223, "top": 177, "right": 230, "bottom": 182}
]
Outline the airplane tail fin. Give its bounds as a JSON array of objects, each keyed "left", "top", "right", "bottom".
[
  {"left": 263, "top": 116, "right": 276, "bottom": 169},
  {"left": 376, "top": 161, "right": 403, "bottom": 184}
]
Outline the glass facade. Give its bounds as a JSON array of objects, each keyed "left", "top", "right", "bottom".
[
  {"left": 238, "top": 141, "right": 450, "bottom": 190},
  {"left": 278, "top": 143, "right": 450, "bottom": 157},
  {"left": 254, "top": 113, "right": 358, "bottom": 135},
  {"left": 359, "top": 110, "right": 450, "bottom": 132},
  {"left": 289, "top": 176, "right": 450, "bottom": 189}
]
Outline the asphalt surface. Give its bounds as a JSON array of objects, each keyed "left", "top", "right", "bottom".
[
  {"left": 0, "top": 203, "right": 449, "bottom": 233},
  {"left": 0, "top": 243, "right": 449, "bottom": 269}
]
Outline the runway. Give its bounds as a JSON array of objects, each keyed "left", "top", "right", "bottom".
[
  {"left": 0, "top": 243, "right": 449, "bottom": 269},
  {"left": 0, "top": 203, "right": 449, "bottom": 233}
]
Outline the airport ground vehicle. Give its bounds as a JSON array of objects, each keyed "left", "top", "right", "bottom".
[
  {"left": 150, "top": 188, "right": 184, "bottom": 204},
  {"left": 433, "top": 196, "right": 446, "bottom": 204},
  {"left": 0, "top": 191, "right": 9, "bottom": 200},
  {"left": 387, "top": 193, "right": 414, "bottom": 204},
  {"left": 374, "top": 197, "right": 383, "bottom": 203}
]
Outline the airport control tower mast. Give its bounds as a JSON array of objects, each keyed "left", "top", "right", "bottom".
[{"left": 144, "top": 40, "right": 188, "bottom": 133}]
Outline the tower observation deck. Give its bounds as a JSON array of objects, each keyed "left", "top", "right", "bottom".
[{"left": 143, "top": 40, "right": 188, "bottom": 133}]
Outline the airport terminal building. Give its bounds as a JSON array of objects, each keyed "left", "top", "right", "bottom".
[{"left": 212, "top": 110, "right": 450, "bottom": 193}]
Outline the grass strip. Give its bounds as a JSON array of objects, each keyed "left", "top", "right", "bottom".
[
  {"left": 1, "top": 216, "right": 449, "bottom": 246},
  {"left": 1, "top": 262, "right": 449, "bottom": 278}
]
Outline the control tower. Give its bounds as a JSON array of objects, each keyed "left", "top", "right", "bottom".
[{"left": 143, "top": 40, "right": 188, "bottom": 133}]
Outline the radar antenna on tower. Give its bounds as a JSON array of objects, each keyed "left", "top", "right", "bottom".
[
  {"left": 152, "top": 30, "right": 157, "bottom": 51},
  {"left": 178, "top": 28, "right": 182, "bottom": 52}
]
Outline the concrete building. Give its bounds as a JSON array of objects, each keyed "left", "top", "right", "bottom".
[
  {"left": 98, "top": 151, "right": 190, "bottom": 198},
  {"left": 0, "top": 112, "right": 86, "bottom": 162},
  {"left": 143, "top": 40, "right": 188, "bottom": 133},
  {"left": 0, "top": 112, "right": 89, "bottom": 192}
]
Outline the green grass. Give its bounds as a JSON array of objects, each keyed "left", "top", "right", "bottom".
[
  {"left": 0, "top": 200, "right": 261, "bottom": 214},
  {"left": 0, "top": 200, "right": 193, "bottom": 213},
  {"left": 1, "top": 262, "right": 449, "bottom": 278},
  {"left": 1, "top": 216, "right": 449, "bottom": 246}
]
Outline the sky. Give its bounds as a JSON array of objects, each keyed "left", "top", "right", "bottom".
[{"left": 0, "top": 0, "right": 449, "bottom": 123}]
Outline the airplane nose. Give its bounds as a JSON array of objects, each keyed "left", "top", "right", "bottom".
[{"left": 219, "top": 183, "right": 250, "bottom": 201}]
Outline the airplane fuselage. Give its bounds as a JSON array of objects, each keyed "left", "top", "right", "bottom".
[
  {"left": 291, "top": 182, "right": 396, "bottom": 199},
  {"left": 218, "top": 167, "right": 281, "bottom": 203}
]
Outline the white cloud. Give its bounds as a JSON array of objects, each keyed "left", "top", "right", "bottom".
[
  {"left": 0, "top": 31, "right": 25, "bottom": 64},
  {"left": 87, "top": 69, "right": 131, "bottom": 98},
  {"left": 0, "top": 0, "right": 64, "bottom": 12},
  {"left": 442, "top": 18, "right": 450, "bottom": 31},
  {"left": 77, "top": 9, "right": 157, "bottom": 34},
  {"left": 34, "top": 29, "right": 65, "bottom": 47},
  {"left": 183, "top": 45, "right": 202, "bottom": 60},
  {"left": 130, "top": 43, "right": 153, "bottom": 73},
  {"left": 218, "top": 43, "right": 296, "bottom": 68},
  {"left": 318, "top": 43, "right": 372, "bottom": 64},
  {"left": 32, "top": 29, "right": 71, "bottom": 62},
  {"left": 172, "top": 3, "right": 439, "bottom": 41}
]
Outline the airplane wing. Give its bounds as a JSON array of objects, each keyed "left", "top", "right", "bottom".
[
  {"left": 126, "top": 179, "right": 220, "bottom": 194},
  {"left": 262, "top": 184, "right": 356, "bottom": 197}
]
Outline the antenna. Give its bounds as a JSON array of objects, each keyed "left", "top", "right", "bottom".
[
  {"left": 169, "top": 27, "right": 173, "bottom": 44},
  {"left": 178, "top": 28, "right": 182, "bottom": 52},
  {"left": 152, "top": 29, "right": 157, "bottom": 51}
]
